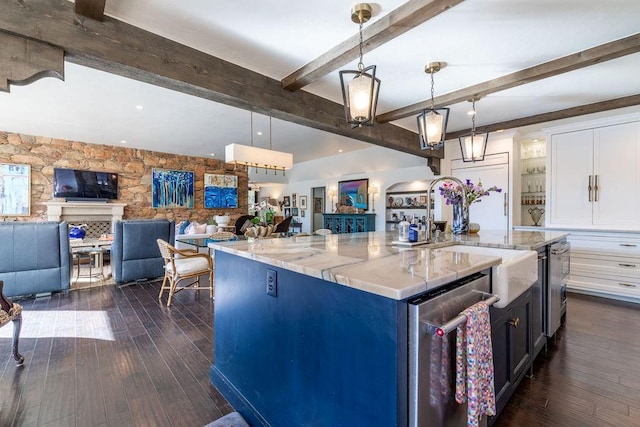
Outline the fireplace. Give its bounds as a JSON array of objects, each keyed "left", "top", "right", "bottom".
[{"left": 45, "top": 201, "right": 127, "bottom": 235}]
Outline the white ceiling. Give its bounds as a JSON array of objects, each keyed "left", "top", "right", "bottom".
[{"left": 1, "top": 0, "right": 639, "bottom": 168}]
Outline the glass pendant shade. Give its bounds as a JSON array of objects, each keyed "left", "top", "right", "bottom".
[
  {"left": 459, "top": 132, "right": 489, "bottom": 162},
  {"left": 417, "top": 107, "right": 450, "bottom": 149},
  {"left": 339, "top": 64, "right": 380, "bottom": 128}
]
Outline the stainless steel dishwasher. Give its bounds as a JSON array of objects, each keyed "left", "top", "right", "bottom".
[
  {"left": 547, "top": 240, "right": 570, "bottom": 337},
  {"left": 408, "top": 271, "right": 499, "bottom": 427}
]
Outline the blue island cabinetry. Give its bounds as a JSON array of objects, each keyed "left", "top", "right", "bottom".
[
  {"left": 323, "top": 213, "right": 375, "bottom": 234},
  {"left": 210, "top": 251, "right": 406, "bottom": 427}
]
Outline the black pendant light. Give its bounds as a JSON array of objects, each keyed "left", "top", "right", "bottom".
[
  {"left": 458, "top": 97, "right": 489, "bottom": 162},
  {"left": 417, "top": 62, "right": 450, "bottom": 150}
]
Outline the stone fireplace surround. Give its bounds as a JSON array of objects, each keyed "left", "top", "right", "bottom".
[{"left": 45, "top": 201, "right": 126, "bottom": 236}]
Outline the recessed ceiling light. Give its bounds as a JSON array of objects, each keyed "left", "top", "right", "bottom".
[
  {"left": 120, "top": 140, "right": 127, "bottom": 144},
  {"left": 339, "top": 149, "right": 343, "bottom": 153},
  {"left": 136, "top": 105, "right": 143, "bottom": 110},
  {"left": 210, "top": 153, "right": 215, "bottom": 156}
]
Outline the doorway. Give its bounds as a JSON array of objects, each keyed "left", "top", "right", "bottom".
[{"left": 311, "top": 186, "right": 326, "bottom": 232}]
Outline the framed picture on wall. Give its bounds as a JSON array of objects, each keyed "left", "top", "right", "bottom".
[
  {"left": 313, "top": 197, "right": 322, "bottom": 213},
  {"left": 152, "top": 169, "right": 194, "bottom": 208},
  {"left": 204, "top": 173, "right": 238, "bottom": 208},
  {"left": 284, "top": 208, "right": 291, "bottom": 217},
  {"left": 292, "top": 207, "right": 299, "bottom": 216},
  {"left": 301, "top": 210, "right": 305, "bottom": 218},
  {"left": 292, "top": 193, "right": 297, "bottom": 208},
  {"left": 0, "top": 163, "right": 30, "bottom": 216},
  {"left": 283, "top": 196, "right": 291, "bottom": 207},
  {"left": 299, "top": 196, "right": 307, "bottom": 210},
  {"left": 338, "top": 178, "right": 368, "bottom": 210}
]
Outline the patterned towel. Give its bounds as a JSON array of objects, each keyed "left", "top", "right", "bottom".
[{"left": 455, "top": 301, "right": 496, "bottom": 427}]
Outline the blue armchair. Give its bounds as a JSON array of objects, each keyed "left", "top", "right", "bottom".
[
  {"left": 0, "top": 221, "right": 72, "bottom": 298},
  {"left": 111, "top": 219, "right": 175, "bottom": 284}
]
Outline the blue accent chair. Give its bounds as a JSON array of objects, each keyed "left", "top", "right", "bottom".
[
  {"left": 0, "top": 221, "right": 72, "bottom": 298},
  {"left": 112, "top": 219, "right": 175, "bottom": 284}
]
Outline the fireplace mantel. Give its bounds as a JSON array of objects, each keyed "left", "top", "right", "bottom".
[{"left": 45, "top": 201, "right": 126, "bottom": 230}]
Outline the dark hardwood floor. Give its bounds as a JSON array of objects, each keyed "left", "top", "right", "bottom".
[
  {"left": 0, "top": 281, "right": 232, "bottom": 427},
  {"left": 1, "top": 283, "right": 639, "bottom": 426},
  {"left": 496, "top": 293, "right": 640, "bottom": 427}
]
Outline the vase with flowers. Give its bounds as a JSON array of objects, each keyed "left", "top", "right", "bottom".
[
  {"left": 250, "top": 200, "right": 277, "bottom": 225},
  {"left": 439, "top": 179, "right": 502, "bottom": 234}
]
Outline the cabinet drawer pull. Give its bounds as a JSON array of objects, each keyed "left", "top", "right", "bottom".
[
  {"left": 619, "top": 263, "right": 637, "bottom": 268},
  {"left": 618, "top": 283, "right": 637, "bottom": 288},
  {"left": 509, "top": 317, "right": 520, "bottom": 328},
  {"left": 588, "top": 175, "right": 593, "bottom": 202},
  {"left": 620, "top": 243, "right": 637, "bottom": 247},
  {"left": 594, "top": 174, "right": 599, "bottom": 202}
]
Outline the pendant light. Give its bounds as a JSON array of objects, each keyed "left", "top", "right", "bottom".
[
  {"left": 339, "top": 3, "right": 381, "bottom": 128},
  {"left": 417, "top": 62, "right": 450, "bottom": 150},
  {"left": 458, "top": 97, "right": 488, "bottom": 162}
]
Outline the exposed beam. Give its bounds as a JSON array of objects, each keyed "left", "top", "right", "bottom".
[
  {"left": 0, "top": 32, "right": 64, "bottom": 92},
  {"left": 74, "top": 0, "right": 106, "bottom": 21},
  {"left": 378, "top": 32, "right": 640, "bottom": 123},
  {"left": 0, "top": 0, "right": 434, "bottom": 159},
  {"left": 281, "top": 0, "right": 465, "bottom": 91},
  {"left": 444, "top": 94, "right": 640, "bottom": 140}
]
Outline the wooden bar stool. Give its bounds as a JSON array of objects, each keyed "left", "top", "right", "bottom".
[{"left": 0, "top": 280, "right": 24, "bottom": 366}]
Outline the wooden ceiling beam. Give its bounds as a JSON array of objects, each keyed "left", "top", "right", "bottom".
[
  {"left": 0, "top": 32, "right": 64, "bottom": 92},
  {"left": 74, "top": 0, "right": 107, "bottom": 21},
  {"left": 281, "top": 0, "right": 465, "bottom": 91},
  {"left": 378, "top": 32, "right": 640, "bottom": 123},
  {"left": 444, "top": 94, "right": 640, "bottom": 140},
  {"left": 0, "top": 0, "right": 433, "bottom": 159}
]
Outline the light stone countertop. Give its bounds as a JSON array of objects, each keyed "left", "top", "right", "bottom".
[{"left": 211, "top": 230, "right": 568, "bottom": 300}]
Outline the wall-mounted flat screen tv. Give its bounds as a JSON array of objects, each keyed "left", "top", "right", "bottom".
[{"left": 53, "top": 168, "right": 118, "bottom": 201}]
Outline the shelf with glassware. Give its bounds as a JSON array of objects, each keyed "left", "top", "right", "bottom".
[
  {"left": 385, "top": 191, "right": 433, "bottom": 231},
  {"left": 520, "top": 137, "right": 547, "bottom": 227}
]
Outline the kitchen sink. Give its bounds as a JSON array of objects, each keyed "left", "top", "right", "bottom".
[{"left": 440, "top": 245, "right": 538, "bottom": 308}]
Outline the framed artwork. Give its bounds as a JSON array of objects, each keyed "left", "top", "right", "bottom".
[
  {"left": 292, "top": 207, "right": 299, "bottom": 216},
  {"left": 283, "top": 195, "right": 291, "bottom": 207},
  {"left": 0, "top": 163, "right": 30, "bottom": 216},
  {"left": 284, "top": 208, "right": 291, "bottom": 217},
  {"left": 292, "top": 193, "right": 297, "bottom": 208},
  {"left": 301, "top": 209, "right": 305, "bottom": 218},
  {"left": 152, "top": 169, "right": 194, "bottom": 208},
  {"left": 299, "top": 195, "right": 307, "bottom": 210},
  {"left": 313, "top": 197, "right": 323, "bottom": 214},
  {"left": 338, "top": 178, "right": 368, "bottom": 210},
  {"left": 204, "top": 173, "right": 238, "bottom": 208},
  {"left": 419, "top": 195, "right": 428, "bottom": 205}
]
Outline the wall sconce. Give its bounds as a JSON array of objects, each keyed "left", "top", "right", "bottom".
[
  {"left": 339, "top": 3, "right": 381, "bottom": 128},
  {"left": 328, "top": 188, "right": 337, "bottom": 209},
  {"left": 368, "top": 185, "right": 379, "bottom": 212},
  {"left": 417, "top": 62, "right": 449, "bottom": 150},
  {"left": 458, "top": 97, "right": 488, "bottom": 162}
]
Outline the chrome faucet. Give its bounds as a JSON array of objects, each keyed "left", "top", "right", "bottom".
[{"left": 425, "top": 176, "right": 468, "bottom": 243}]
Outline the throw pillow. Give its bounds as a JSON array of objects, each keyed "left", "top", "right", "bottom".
[
  {"left": 178, "top": 220, "right": 190, "bottom": 235},
  {"left": 193, "top": 223, "right": 207, "bottom": 234}
]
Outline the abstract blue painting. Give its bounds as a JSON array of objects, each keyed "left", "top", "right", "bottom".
[
  {"left": 152, "top": 169, "right": 194, "bottom": 208},
  {"left": 204, "top": 174, "right": 238, "bottom": 208}
]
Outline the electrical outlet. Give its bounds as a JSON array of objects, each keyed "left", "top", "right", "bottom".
[{"left": 266, "top": 269, "right": 277, "bottom": 297}]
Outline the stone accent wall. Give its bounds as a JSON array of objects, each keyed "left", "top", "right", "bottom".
[{"left": 0, "top": 131, "right": 248, "bottom": 224}]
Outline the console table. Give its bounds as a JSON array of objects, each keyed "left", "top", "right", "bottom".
[{"left": 322, "top": 214, "right": 375, "bottom": 234}]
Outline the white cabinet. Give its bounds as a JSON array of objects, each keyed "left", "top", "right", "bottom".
[
  {"left": 549, "top": 121, "right": 640, "bottom": 229},
  {"left": 567, "top": 232, "right": 640, "bottom": 302},
  {"left": 451, "top": 152, "right": 510, "bottom": 231}
]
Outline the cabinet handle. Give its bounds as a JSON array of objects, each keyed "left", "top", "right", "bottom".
[
  {"left": 619, "top": 263, "right": 637, "bottom": 268},
  {"left": 509, "top": 317, "right": 520, "bottom": 328},
  {"left": 619, "top": 283, "right": 637, "bottom": 288},
  {"left": 620, "top": 243, "right": 637, "bottom": 247},
  {"left": 594, "top": 174, "right": 599, "bottom": 202},
  {"left": 503, "top": 192, "right": 508, "bottom": 216},
  {"left": 588, "top": 175, "right": 593, "bottom": 202}
]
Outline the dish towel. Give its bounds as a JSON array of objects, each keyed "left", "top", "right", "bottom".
[{"left": 455, "top": 301, "right": 496, "bottom": 427}]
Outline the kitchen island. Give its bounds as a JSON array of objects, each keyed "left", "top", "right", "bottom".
[{"left": 209, "top": 230, "right": 567, "bottom": 426}]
